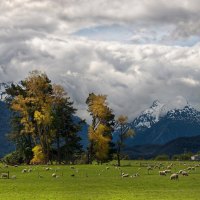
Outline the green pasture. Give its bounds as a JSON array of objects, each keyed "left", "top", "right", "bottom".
[{"left": 0, "top": 160, "right": 200, "bottom": 200}]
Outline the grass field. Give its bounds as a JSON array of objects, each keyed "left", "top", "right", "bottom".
[{"left": 0, "top": 160, "right": 200, "bottom": 200}]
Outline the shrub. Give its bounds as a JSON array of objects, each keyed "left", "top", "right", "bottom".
[
  {"left": 30, "top": 145, "right": 45, "bottom": 164},
  {"left": 2, "top": 151, "right": 23, "bottom": 165}
]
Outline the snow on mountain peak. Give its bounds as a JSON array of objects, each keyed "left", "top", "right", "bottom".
[
  {"left": 132, "top": 97, "right": 196, "bottom": 131},
  {"left": 132, "top": 99, "right": 164, "bottom": 130}
]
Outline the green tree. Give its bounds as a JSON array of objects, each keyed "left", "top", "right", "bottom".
[{"left": 51, "top": 84, "right": 83, "bottom": 164}]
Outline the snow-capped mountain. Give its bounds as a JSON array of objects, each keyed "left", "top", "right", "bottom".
[
  {"left": 131, "top": 97, "right": 195, "bottom": 131},
  {"left": 131, "top": 100, "right": 164, "bottom": 130},
  {"left": 128, "top": 98, "right": 200, "bottom": 147}
]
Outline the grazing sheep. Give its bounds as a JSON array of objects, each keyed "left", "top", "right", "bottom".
[
  {"left": 121, "top": 172, "right": 129, "bottom": 178},
  {"left": 170, "top": 173, "right": 179, "bottom": 180},
  {"left": 159, "top": 171, "right": 166, "bottom": 176},
  {"left": 52, "top": 173, "right": 56, "bottom": 178},
  {"left": 178, "top": 170, "right": 183, "bottom": 174},
  {"left": 181, "top": 171, "right": 189, "bottom": 176},
  {"left": 14, "top": 165, "right": 18, "bottom": 167},
  {"left": 45, "top": 167, "right": 50, "bottom": 171},
  {"left": 28, "top": 168, "right": 32, "bottom": 173},
  {"left": 11, "top": 175, "right": 16, "bottom": 179},
  {"left": 22, "top": 169, "right": 27, "bottom": 173},
  {"left": 1, "top": 173, "right": 9, "bottom": 179},
  {"left": 106, "top": 167, "right": 109, "bottom": 170}
]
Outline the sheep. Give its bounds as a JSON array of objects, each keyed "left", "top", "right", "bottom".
[
  {"left": 167, "top": 166, "right": 171, "bottom": 170},
  {"left": 1, "top": 173, "right": 9, "bottom": 179},
  {"left": 52, "top": 173, "right": 56, "bottom": 178},
  {"left": 159, "top": 171, "right": 166, "bottom": 176},
  {"left": 147, "top": 166, "right": 152, "bottom": 170},
  {"left": 106, "top": 167, "right": 109, "bottom": 170},
  {"left": 170, "top": 173, "right": 179, "bottom": 180},
  {"left": 45, "top": 167, "right": 50, "bottom": 171},
  {"left": 164, "top": 170, "right": 171, "bottom": 174},
  {"left": 11, "top": 175, "right": 16, "bottom": 179},
  {"left": 70, "top": 166, "right": 75, "bottom": 169},
  {"left": 178, "top": 170, "right": 183, "bottom": 174},
  {"left": 21, "top": 169, "right": 27, "bottom": 173},
  {"left": 28, "top": 168, "right": 32, "bottom": 173},
  {"left": 121, "top": 172, "right": 129, "bottom": 178},
  {"left": 181, "top": 171, "right": 189, "bottom": 176}
]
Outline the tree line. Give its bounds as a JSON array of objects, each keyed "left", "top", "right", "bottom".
[{"left": 3, "top": 71, "right": 134, "bottom": 166}]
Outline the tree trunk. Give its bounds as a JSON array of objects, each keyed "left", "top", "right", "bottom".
[
  {"left": 56, "top": 134, "right": 61, "bottom": 164},
  {"left": 117, "top": 145, "right": 121, "bottom": 166}
]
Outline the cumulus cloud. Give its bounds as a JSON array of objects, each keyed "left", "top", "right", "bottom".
[{"left": 0, "top": 0, "right": 200, "bottom": 122}]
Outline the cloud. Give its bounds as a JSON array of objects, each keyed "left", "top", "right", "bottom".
[{"left": 0, "top": 0, "right": 200, "bottom": 122}]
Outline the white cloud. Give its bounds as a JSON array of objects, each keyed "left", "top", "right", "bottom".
[{"left": 0, "top": 0, "right": 200, "bottom": 122}]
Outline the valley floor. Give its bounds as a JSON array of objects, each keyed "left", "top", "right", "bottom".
[{"left": 0, "top": 160, "right": 199, "bottom": 200}]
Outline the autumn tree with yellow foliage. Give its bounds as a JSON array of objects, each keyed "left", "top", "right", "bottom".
[
  {"left": 86, "top": 93, "right": 115, "bottom": 163},
  {"left": 6, "top": 71, "right": 82, "bottom": 164}
]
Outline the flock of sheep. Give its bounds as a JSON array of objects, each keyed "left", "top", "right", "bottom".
[{"left": 0, "top": 161, "right": 199, "bottom": 181}]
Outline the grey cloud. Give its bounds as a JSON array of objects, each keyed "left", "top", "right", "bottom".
[
  {"left": 0, "top": 0, "right": 200, "bottom": 122},
  {"left": 1, "top": 35, "right": 200, "bottom": 121}
]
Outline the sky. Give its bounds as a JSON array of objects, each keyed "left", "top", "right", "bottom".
[{"left": 0, "top": 0, "right": 200, "bottom": 122}]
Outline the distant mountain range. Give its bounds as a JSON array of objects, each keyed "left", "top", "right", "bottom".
[
  {"left": 128, "top": 99, "right": 200, "bottom": 146},
  {"left": 124, "top": 99, "right": 200, "bottom": 157}
]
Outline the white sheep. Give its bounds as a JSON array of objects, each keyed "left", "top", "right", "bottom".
[
  {"left": 22, "top": 169, "right": 27, "bottom": 173},
  {"left": 159, "top": 171, "right": 166, "bottom": 176},
  {"left": 181, "top": 171, "right": 189, "bottom": 176},
  {"left": 11, "top": 175, "right": 16, "bottom": 179},
  {"left": 178, "top": 170, "right": 183, "bottom": 174},
  {"left": 28, "top": 168, "right": 32, "bottom": 173},
  {"left": 170, "top": 173, "right": 179, "bottom": 180},
  {"left": 52, "top": 173, "right": 56, "bottom": 178},
  {"left": 121, "top": 172, "right": 129, "bottom": 178},
  {"left": 106, "top": 167, "right": 109, "bottom": 170}
]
